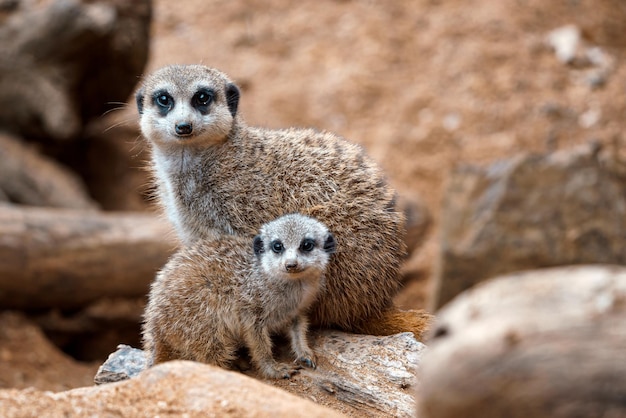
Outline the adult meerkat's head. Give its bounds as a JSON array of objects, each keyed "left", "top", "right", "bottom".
[
  {"left": 253, "top": 214, "right": 336, "bottom": 281},
  {"left": 136, "top": 65, "right": 240, "bottom": 147}
]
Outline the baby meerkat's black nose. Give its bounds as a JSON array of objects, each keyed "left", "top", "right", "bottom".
[
  {"left": 175, "top": 122, "right": 193, "bottom": 136},
  {"left": 285, "top": 261, "right": 299, "bottom": 272}
]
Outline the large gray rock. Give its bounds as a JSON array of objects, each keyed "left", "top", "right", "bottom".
[
  {"left": 434, "top": 143, "right": 626, "bottom": 308},
  {"left": 417, "top": 265, "right": 626, "bottom": 418}
]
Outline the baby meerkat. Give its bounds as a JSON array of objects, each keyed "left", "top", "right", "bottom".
[
  {"left": 136, "top": 64, "right": 431, "bottom": 338},
  {"left": 143, "top": 213, "right": 336, "bottom": 379}
]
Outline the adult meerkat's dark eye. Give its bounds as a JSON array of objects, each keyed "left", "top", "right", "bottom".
[
  {"left": 155, "top": 92, "right": 173, "bottom": 110},
  {"left": 192, "top": 89, "right": 215, "bottom": 109},
  {"left": 300, "top": 238, "right": 315, "bottom": 252},
  {"left": 271, "top": 240, "right": 284, "bottom": 254}
]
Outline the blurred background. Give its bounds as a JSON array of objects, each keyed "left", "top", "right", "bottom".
[{"left": 1, "top": 0, "right": 625, "bottom": 392}]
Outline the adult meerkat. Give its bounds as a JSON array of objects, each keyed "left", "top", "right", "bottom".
[
  {"left": 136, "top": 64, "right": 431, "bottom": 338},
  {"left": 143, "top": 213, "right": 336, "bottom": 379}
]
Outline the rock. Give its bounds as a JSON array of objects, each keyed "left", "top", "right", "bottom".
[
  {"left": 77, "top": 112, "right": 153, "bottom": 212},
  {"left": 0, "top": 0, "right": 152, "bottom": 212},
  {"left": 94, "top": 344, "right": 147, "bottom": 384},
  {"left": 0, "top": 132, "right": 97, "bottom": 209},
  {"left": 0, "top": 361, "right": 345, "bottom": 418},
  {"left": 546, "top": 24, "right": 581, "bottom": 64},
  {"left": 397, "top": 194, "right": 432, "bottom": 260},
  {"left": 545, "top": 24, "right": 616, "bottom": 89},
  {"left": 33, "top": 297, "right": 147, "bottom": 362},
  {"left": 0, "top": 0, "right": 151, "bottom": 141},
  {"left": 417, "top": 265, "right": 626, "bottom": 418},
  {"left": 94, "top": 330, "right": 426, "bottom": 417},
  {"left": 433, "top": 143, "right": 626, "bottom": 308}
]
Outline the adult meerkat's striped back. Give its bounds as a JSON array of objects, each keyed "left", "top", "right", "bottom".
[{"left": 136, "top": 64, "right": 430, "bottom": 337}]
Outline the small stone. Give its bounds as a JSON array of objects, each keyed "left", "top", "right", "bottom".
[
  {"left": 578, "top": 107, "right": 601, "bottom": 128},
  {"left": 442, "top": 112, "right": 461, "bottom": 132},
  {"left": 546, "top": 24, "right": 581, "bottom": 64},
  {"left": 94, "top": 344, "right": 148, "bottom": 385}
]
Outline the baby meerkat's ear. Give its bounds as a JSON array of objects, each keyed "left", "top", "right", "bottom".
[
  {"left": 323, "top": 233, "right": 336, "bottom": 254},
  {"left": 136, "top": 88, "right": 145, "bottom": 115},
  {"left": 253, "top": 235, "right": 264, "bottom": 255},
  {"left": 225, "top": 83, "right": 240, "bottom": 117}
]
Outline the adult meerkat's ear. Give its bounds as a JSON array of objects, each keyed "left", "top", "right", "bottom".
[
  {"left": 253, "top": 235, "right": 264, "bottom": 256},
  {"left": 225, "top": 83, "right": 240, "bottom": 117},
  {"left": 136, "top": 88, "right": 145, "bottom": 115},
  {"left": 323, "top": 233, "right": 336, "bottom": 254}
]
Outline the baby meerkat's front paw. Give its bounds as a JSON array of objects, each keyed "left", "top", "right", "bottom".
[
  {"left": 261, "top": 361, "right": 301, "bottom": 379},
  {"left": 296, "top": 352, "right": 317, "bottom": 369}
]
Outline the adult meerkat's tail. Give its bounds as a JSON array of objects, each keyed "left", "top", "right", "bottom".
[{"left": 352, "top": 308, "right": 434, "bottom": 341}]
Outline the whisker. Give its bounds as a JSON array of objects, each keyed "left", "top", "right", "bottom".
[
  {"left": 101, "top": 102, "right": 131, "bottom": 117},
  {"left": 128, "top": 134, "right": 147, "bottom": 157},
  {"left": 102, "top": 116, "right": 137, "bottom": 134}
]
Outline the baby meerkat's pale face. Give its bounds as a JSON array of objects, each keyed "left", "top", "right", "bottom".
[
  {"left": 136, "top": 65, "right": 240, "bottom": 147},
  {"left": 254, "top": 214, "right": 336, "bottom": 281}
]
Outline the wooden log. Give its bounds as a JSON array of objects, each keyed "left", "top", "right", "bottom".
[
  {"left": 417, "top": 265, "right": 626, "bottom": 418},
  {"left": 0, "top": 204, "right": 175, "bottom": 309}
]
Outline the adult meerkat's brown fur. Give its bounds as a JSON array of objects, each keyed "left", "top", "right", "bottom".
[
  {"left": 136, "top": 64, "right": 431, "bottom": 338},
  {"left": 143, "top": 213, "right": 336, "bottom": 379}
]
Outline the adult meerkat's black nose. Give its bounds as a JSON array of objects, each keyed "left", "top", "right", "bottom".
[{"left": 175, "top": 122, "right": 193, "bottom": 136}]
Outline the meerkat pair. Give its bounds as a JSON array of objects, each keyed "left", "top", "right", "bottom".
[
  {"left": 138, "top": 64, "right": 432, "bottom": 376},
  {"left": 144, "top": 213, "right": 335, "bottom": 379}
]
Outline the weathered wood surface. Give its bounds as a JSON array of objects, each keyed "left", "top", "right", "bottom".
[{"left": 0, "top": 204, "right": 175, "bottom": 309}]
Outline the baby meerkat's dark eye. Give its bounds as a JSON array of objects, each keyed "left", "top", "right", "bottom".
[
  {"left": 300, "top": 238, "right": 315, "bottom": 252},
  {"left": 193, "top": 89, "right": 214, "bottom": 108},
  {"left": 271, "top": 240, "right": 284, "bottom": 254}
]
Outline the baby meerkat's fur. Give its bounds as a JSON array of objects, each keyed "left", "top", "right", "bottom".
[
  {"left": 136, "top": 64, "right": 431, "bottom": 338},
  {"left": 143, "top": 213, "right": 336, "bottom": 379}
]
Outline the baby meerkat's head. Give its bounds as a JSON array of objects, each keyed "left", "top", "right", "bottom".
[
  {"left": 253, "top": 214, "right": 336, "bottom": 281},
  {"left": 136, "top": 65, "right": 240, "bottom": 147}
]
